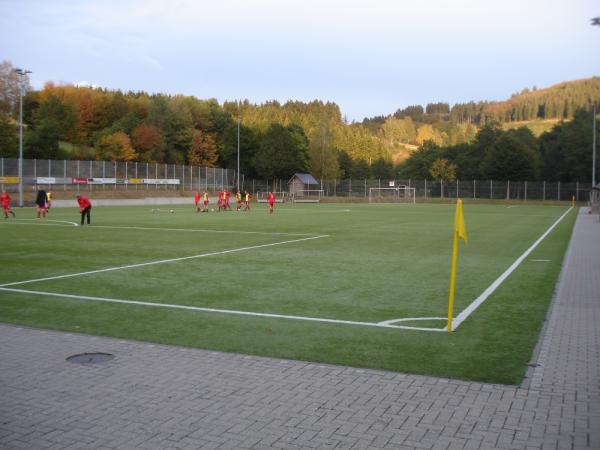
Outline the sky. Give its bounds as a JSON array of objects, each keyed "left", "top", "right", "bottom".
[{"left": 1, "top": 0, "right": 598, "bottom": 121}]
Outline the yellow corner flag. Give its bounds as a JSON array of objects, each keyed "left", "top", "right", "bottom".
[{"left": 447, "top": 199, "right": 468, "bottom": 332}]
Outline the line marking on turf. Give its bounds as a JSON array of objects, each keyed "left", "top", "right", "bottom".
[
  {"left": 0, "top": 286, "right": 446, "bottom": 332},
  {"left": 531, "top": 259, "right": 551, "bottom": 262},
  {"left": 1, "top": 221, "right": 317, "bottom": 236},
  {"left": 450, "top": 206, "right": 573, "bottom": 331},
  {"left": 0, "top": 235, "right": 330, "bottom": 288},
  {"left": 1, "top": 219, "right": 79, "bottom": 226}
]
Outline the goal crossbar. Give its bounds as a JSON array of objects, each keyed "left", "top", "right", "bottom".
[{"left": 368, "top": 187, "right": 416, "bottom": 204}]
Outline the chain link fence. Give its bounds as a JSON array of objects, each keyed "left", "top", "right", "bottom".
[{"left": 0, "top": 158, "right": 593, "bottom": 202}]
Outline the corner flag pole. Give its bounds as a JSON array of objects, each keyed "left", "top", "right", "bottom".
[{"left": 447, "top": 199, "right": 468, "bottom": 332}]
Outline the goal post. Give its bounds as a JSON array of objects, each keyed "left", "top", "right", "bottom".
[
  {"left": 291, "top": 189, "right": 324, "bottom": 203},
  {"left": 368, "top": 186, "right": 416, "bottom": 204}
]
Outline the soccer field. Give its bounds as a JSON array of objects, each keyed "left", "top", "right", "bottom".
[{"left": 0, "top": 202, "right": 576, "bottom": 384}]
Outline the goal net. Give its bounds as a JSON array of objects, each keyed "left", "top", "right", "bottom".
[
  {"left": 256, "top": 191, "right": 287, "bottom": 203},
  {"left": 368, "top": 187, "right": 416, "bottom": 204},
  {"left": 291, "top": 189, "right": 324, "bottom": 203}
]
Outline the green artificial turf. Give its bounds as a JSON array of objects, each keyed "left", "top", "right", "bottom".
[{"left": 0, "top": 202, "right": 576, "bottom": 384}]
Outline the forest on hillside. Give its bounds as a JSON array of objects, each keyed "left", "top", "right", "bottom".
[{"left": 1, "top": 60, "right": 598, "bottom": 182}]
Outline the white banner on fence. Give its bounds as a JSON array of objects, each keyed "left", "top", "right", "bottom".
[
  {"left": 36, "top": 177, "right": 56, "bottom": 184},
  {"left": 89, "top": 178, "right": 117, "bottom": 184},
  {"left": 143, "top": 178, "right": 181, "bottom": 185}
]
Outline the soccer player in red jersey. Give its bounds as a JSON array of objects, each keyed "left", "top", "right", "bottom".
[
  {"left": 202, "top": 190, "right": 209, "bottom": 212},
  {"left": 194, "top": 191, "right": 201, "bottom": 212},
  {"left": 76, "top": 195, "right": 92, "bottom": 225},
  {"left": 35, "top": 188, "right": 47, "bottom": 219},
  {"left": 1, "top": 191, "right": 16, "bottom": 218},
  {"left": 225, "top": 190, "right": 231, "bottom": 210},
  {"left": 267, "top": 192, "right": 275, "bottom": 214},
  {"left": 235, "top": 191, "right": 242, "bottom": 211},
  {"left": 244, "top": 191, "right": 251, "bottom": 211}
]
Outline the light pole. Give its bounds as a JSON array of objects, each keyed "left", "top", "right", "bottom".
[
  {"left": 237, "top": 100, "right": 240, "bottom": 193},
  {"left": 593, "top": 103, "right": 597, "bottom": 187},
  {"left": 13, "top": 68, "right": 31, "bottom": 207}
]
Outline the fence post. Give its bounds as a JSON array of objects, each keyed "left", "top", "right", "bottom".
[
  {"left": 473, "top": 180, "right": 476, "bottom": 199},
  {"left": 576, "top": 181, "right": 579, "bottom": 201},
  {"left": 525, "top": 181, "right": 527, "bottom": 201},
  {"left": 365, "top": 179, "right": 367, "bottom": 198},
  {"left": 543, "top": 181, "right": 546, "bottom": 201},
  {"left": 349, "top": 178, "right": 351, "bottom": 197},
  {"left": 440, "top": 180, "right": 443, "bottom": 199},
  {"left": 490, "top": 179, "right": 492, "bottom": 200},
  {"left": 424, "top": 179, "right": 427, "bottom": 199},
  {"left": 456, "top": 179, "right": 459, "bottom": 198},
  {"left": 63, "top": 159, "right": 66, "bottom": 191},
  {"left": 558, "top": 181, "right": 560, "bottom": 201},
  {"left": 506, "top": 180, "right": 510, "bottom": 200}
]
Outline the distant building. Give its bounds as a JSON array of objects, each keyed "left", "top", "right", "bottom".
[{"left": 288, "top": 173, "right": 319, "bottom": 196}]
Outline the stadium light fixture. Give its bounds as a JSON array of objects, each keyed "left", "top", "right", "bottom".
[{"left": 13, "top": 68, "right": 31, "bottom": 208}]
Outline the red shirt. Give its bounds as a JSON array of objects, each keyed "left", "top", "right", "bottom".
[
  {"left": 194, "top": 192, "right": 200, "bottom": 203},
  {"left": 268, "top": 193, "right": 275, "bottom": 204},
  {"left": 77, "top": 196, "right": 92, "bottom": 209},
  {"left": 0, "top": 193, "right": 10, "bottom": 206}
]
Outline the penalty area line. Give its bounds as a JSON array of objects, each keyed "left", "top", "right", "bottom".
[
  {"left": 0, "top": 287, "right": 445, "bottom": 332},
  {"left": 451, "top": 206, "right": 573, "bottom": 331},
  {"left": 0, "top": 235, "right": 329, "bottom": 288}
]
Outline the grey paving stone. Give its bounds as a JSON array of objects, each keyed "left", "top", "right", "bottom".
[{"left": 0, "top": 209, "right": 598, "bottom": 449}]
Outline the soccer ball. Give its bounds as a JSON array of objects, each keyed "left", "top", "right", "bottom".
[
  {"left": 211, "top": 208, "right": 214, "bottom": 212},
  {"left": 169, "top": 209, "right": 174, "bottom": 213}
]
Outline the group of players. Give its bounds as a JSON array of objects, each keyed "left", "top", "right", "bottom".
[
  {"left": 194, "top": 190, "right": 256, "bottom": 213},
  {"left": 1, "top": 189, "right": 54, "bottom": 219},
  {"left": 1, "top": 188, "right": 92, "bottom": 226}
]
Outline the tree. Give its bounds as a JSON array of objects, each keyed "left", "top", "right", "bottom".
[
  {"left": 429, "top": 158, "right": 457, "bottom": 181},
  {"left": 308, "top": 121, "right": 340, "bottom": 180},
  {"left": 33, "top": 94, "right": 76, "bottom": 140},
  {"left": 0, "top": 113, "right": 17, "bottom": 157},
  {"left": 540, "top": 108, "right": 599, "bottom": 181},
  {"left": 24, "top": 118, "right": 61, "bottom": 159},
  {"left": 253, "top": 123, "right": 309, "bottom": 179},
  {"left": 188, "top": 129, "right": 218, "bottom": 166},
  {"left": 397, "top": 141, "right": 443, "bottom": 179},
  {"left": 480, "top": 130, "right": 541, "bottom": 180},
  {"left": 131, "top": 123, "right": 165, "bottom": 162},
  {"left": 349, "top": 158, "right": 370, "bottom": 179},
  {"left": 94, "top": 131, "right": 137, "bottom": 161},
  {"left": 338, "top": 151, "right": 353, "bottom": 179},
  {"left": 371, "top": 157, "right": 395, "bottom": 179},
  {"left": 219, "top": 122, "right": 258, "bottom": 177}
]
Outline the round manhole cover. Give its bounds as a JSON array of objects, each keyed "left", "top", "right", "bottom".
[{"left": 66, "top": 352, "right": 115, "bottom": 364}]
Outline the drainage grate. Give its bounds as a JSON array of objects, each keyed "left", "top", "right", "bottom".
[{"left": 66, "top": 352, "right": 115, "bottom": 364}]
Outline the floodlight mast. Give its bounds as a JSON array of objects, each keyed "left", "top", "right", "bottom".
[
  {"left": 237, "top": 100, "right": 240, "bottom": 193},
  {"left": 593, "top": 103, "right": 597, "bottom": 188},
  {"left": 13, "top": 68, "right": 31, "bottom": 208}
]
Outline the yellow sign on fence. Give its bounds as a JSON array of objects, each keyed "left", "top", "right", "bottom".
[{"left": 0, "top": 176, "right": 19, "bottom": 184}]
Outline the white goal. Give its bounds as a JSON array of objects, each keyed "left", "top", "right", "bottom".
[
  {"left": 291, "top": 189, "right": 324, "bottom": 203},
  {"left": 256, "top": 191, "right": 287, "bottom": 203},
  {"left": 368, "top": 186, "right": 416, "bottom": 204}
]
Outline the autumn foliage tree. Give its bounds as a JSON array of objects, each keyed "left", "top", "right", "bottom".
[
  {"left": 131, "top": 123, "right": 165, "bottom": 162},
  {"left": 187, "top": 129, "right": 218, "bottom": 166},
  {"left": 95, "top": 132, "right": 137, "bottom": 161}
]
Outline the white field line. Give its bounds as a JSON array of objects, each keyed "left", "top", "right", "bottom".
[
  {"left": 451, "top": 206, "right": 573, "bottom": 331},
  {"left": 2, "top": 221, "right": 315, "bottom": 236},
  {"left": 0, "top": 286, "right": 445, "bottom": 332},
  {"left": 1, "top": 219, "right": 79, "bottom": 226},
  {"left": 0, "top": 235, "right": 329, "bottom": 288},
  {"left": 88, "top": 224, "right": 317, "bottom": 236}
]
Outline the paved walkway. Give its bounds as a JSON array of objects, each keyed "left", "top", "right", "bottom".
[{"left": 1, "top": 209, "right": 598, "bottom": 450}]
